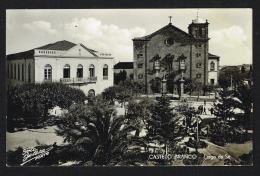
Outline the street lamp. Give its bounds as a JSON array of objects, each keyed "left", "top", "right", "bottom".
[{"left": 161, "top": 74, "right": 167, "bottom": 96}]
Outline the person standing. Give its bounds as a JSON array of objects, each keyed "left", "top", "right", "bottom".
[
  {"left": 210, "top": 107, "right": 214, "bottom": 115},
  {"left": 203, "top": 107, "right": 207, "bottom": 115},
  {"left": 204, "top": 99, "right": 206, "bottom": 106}
]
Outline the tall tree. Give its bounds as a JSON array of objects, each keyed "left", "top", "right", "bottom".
[
  {"left": 147, "top": 96, "right": 181, "bottom": 156},
  {"left": 213, "top": 88, "right": 235, "bottom": 122},
  {"left": 114, "top": 70, "right": 127, "bottom": 85},
  {"left": 202, "top": 84, "right": 214, "bottom": 97},
  {"left": 149, "top": 77, "right": 161, "bottom": 94},
  {"left": 184, "top": 78, "right": 200, "bottom": 97},
  {"left": 212, "top": 87, "right": 235, "bottom": 142},
  {"left": 175, "top": 102, "right": 200, "bottom": 135},
  {"left": 126, "top": 98, "right": 155, "bottom": 151},
  {"left": 7, "top": 82, "right": 87, "bottom": 129}
]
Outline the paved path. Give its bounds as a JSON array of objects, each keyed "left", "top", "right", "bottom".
[
  {"left": 177, "top": 137, "right": 252, "bottom": 165},
  {"left": 6, "top": 126, "right": 66, "bottom": 151}
]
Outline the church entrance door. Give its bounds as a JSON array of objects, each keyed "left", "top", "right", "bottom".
[{"left": 167, "top": 80, "right": 174, "bottom": 94}]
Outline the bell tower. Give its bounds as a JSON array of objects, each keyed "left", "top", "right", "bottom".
[
  {"left": 188, "top": 10, "right": 209, "bottom": 38},
  {"left": 188, "top": 10, "right": 210, "bottom": 86}
]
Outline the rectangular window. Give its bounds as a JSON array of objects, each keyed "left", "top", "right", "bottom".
[
  {"left": 139, "top": 53, "right": 143, "bottom": 57},
  {"left": 45, "top": 68, "right": 52, "bottom": 80},
  {"left": 196, "top": 74, "right": 202, "bottom": 78},
  {"left": 138, "top": 74, "right": 143, "bottom": 79},
  {"left": 138, "top": 63, "right": 143, "bottom": 68}
]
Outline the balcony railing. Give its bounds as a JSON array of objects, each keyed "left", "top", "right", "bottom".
[
  {"left": 60, "top": 77, "right": 97, "bottom": 83},
  {"left": 44, "top": 78, "right": 52, "bottom": 82},
  {"left": 103, "top": 76, "right": 108, "bottom": 80}
]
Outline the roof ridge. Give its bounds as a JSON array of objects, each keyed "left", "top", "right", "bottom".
[
  {"left": 35, "top": 40, "right": 77, "bottom": 51},
  {"left": 80, "top": 43, "right": 98, "bottom": 57},
  {"left": 209, "top": 53, "right": 220, "bottom": 57},
  {"left": 134, "top": 23, "right": 190, "bottom": 40}
]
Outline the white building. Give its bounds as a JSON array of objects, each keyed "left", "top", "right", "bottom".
[
  {"left": 208, "top": 53, "right": 220, "bottom": 85},
  {"left": 6, "top": 40, "right": 114, "bottom": 96}
]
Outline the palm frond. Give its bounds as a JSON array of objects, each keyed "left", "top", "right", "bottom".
[{"left": 75, "top": 137, "right": 93, "bottom": 144}]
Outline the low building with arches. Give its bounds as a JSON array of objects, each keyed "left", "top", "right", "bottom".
[{"left": 6, "top": 40, "right": 114, "bottom": 95}]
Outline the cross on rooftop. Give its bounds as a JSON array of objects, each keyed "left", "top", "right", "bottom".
[{"left": 169, "top": 16, "right": 172, "bottom": 23}]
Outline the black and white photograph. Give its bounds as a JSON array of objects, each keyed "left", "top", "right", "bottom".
[{"left": 6, "top": 9, "right": 253, "bottom": 166}]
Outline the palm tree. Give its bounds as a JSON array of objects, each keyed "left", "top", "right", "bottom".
[
  {"left": 56, "top": 96, "right": 140, "bottom": 165},
  {"left": 232, "top": 82, "right": 253, "bottom": 133}
]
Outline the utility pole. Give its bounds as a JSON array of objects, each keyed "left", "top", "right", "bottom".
[{"left": 197, "top": 115, "right": 199, "bottom": 142}]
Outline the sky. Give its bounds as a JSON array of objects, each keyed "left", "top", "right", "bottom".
[{"left": 6, "top": 9, "right": 252, "bottom": 66}]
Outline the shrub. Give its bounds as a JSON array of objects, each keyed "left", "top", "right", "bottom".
[{"left": 7, "top": 82, "right": 87, "bottom": 130}]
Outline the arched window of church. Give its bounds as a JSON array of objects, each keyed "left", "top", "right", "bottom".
[
  {"left": 77, "top": 64, "right": 83, "bottom": 78},
  {"left": 89, "top": 64, "right": 95, "bottom": 77},
  {"left": 210, "top": 62, "right": 215, "bottom": 70},
  {"left": 199, "top": 27, "right": 202, "bottom": 37},
  {"left": 44, "top": 64, "right": 52, "bottom": 81},
  {"left": 103, "top": 64, "right": 108, "bottom": 80},
  {"left": 63, "top": 64, "right": 70, "bottom": 78}
]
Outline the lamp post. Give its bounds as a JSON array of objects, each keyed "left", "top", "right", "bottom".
[
  {"left": 161, "top": 74, "right": 167, "bottom": 96},
  {"left": 196, "top": 115, "right": 199, "bottom": 153},
  {"left": 197, "top": 115, "right": 199, "bottom": 142}
]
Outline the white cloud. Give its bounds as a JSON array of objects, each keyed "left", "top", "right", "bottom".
[
  {"left": 209, "top": 25, "right": 252, "bottom": 65},
  {"left": 64, "top": 17, "right": 146, "bottom": 62},
  {"left": 209, "top": 25, "right": 247, "bottom": 48},
  {"left": 23, "top": 21, "right": 57, "bottom": 34},
  {"left": 6, "top": 20, "right": 16, "bottom": 31}
]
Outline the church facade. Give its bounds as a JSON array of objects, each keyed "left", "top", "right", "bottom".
[
  {"left": 6, "top": 40, "right": 114, "bottom": 96},
  {"left": 132, "top": 15, "right": 220, "bottom": 95}
]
